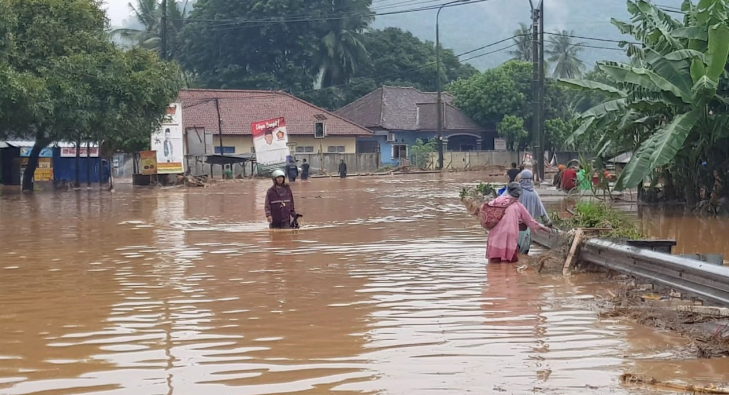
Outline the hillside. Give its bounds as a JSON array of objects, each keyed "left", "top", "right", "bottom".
[{"left": 373, "top": 0, "right": 685, "bottom": 71}]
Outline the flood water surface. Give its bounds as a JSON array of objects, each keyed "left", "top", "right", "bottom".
[{"left": 1, "top": 174, "right": 728, "bottom": 395}]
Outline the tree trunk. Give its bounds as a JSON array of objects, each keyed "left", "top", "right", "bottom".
[
  {"left": 86, "top": 141, "right": 91, "bottom": 189},
  {"left": 685, "top": 182, "right": 698, "bottom": 209},
  {"left": 21, "top": 139, "right": 51, "bottom": 193},
  {"left": 74, "top": 140, "right": 81, "bottom": 188}
]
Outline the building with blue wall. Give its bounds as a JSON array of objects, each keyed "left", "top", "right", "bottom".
[
  {"left": 0, "top": 141, "right": 108, "bottom": 186},
  {"left": 336, "top": 87, "right": 497, "bottom": 166}
]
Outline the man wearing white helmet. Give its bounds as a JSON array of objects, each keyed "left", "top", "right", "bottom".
[{"left": 265, "top": 169, "right": 297, "bottom": 229}]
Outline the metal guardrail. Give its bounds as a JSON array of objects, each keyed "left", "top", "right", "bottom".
[
  {"left": 531, "top": 230, "right": 729, "bottom": 306},
  {"left": 581, "top": 239, "right": 729, "bottom": 306}
]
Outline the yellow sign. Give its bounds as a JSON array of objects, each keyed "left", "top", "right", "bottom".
[
  {"left": 21, "top": 158, "right": 54, "bottom": 181},
  {"left": 140, "top": 151, "right": 158, "bottom": 175},
  {"left": 157, "top": 162, "right": 184, "bottom": 174}
]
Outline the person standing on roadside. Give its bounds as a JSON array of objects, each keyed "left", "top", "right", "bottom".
[
  {"left": 301, "top": 159, "right": 310, "bottom": 181},
  {"left": 339, "top": 159, "right": 347, "bottom": 179},
  {"left": 562, "top": 165, "right": 578, "bottom": 191},
  {"left": 506, "top": 163, "right": 520, "bottom": 183}
]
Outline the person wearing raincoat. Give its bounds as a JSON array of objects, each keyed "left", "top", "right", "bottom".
[
  {"left": 577, "top": 165, "right": 592, "bottom": 191},
  {"left": 502, "top": 170, "right": 552, "bottom": 254},
  {"left": 265, "top": 169, "right": 297, "bottom": 229},
  {"left": 484, "top": 183, "right": 550, "bottom": 263}
]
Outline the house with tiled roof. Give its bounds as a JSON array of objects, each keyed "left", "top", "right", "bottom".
[
  {"left": 335, "top": 86, "right": 497, "bottom": 166},
  {"left": 179, "top": 89, "right": 373, "bottom": 158}
]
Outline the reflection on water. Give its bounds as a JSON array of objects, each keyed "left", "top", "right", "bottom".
[
  {"left": 1, "top": 175, "right": 728, "bottom": 395},
  {"left": 638, "top": 207, "right": 729, "bottom": 258}
]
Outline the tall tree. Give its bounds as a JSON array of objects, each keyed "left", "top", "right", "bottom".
[
  {"left": 180, "top": 0, "right": 342, "bottom": 91},
  {"left": 508, "top": 23, "right": 532, "bottom": 62},
  {"left": 307, "top": 27, "right": 477, "bottom": 109},
  {"left": 450, "top": 60, "right": 576, "bottom": 151},
  {"left": 0, "top": 0, "right": 182, "bottom": 192},
  {"left": 546, "top": 30, "right": 585, "bottom": 78},
  {"left": 313, "top": 0, "right": 372, "bottom": 88},
  {"left": 111, "top": 0, "right": 189, "bottom": 60}
]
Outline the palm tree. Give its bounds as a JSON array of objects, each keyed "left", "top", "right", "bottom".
[
  {"left": 546, "top": 29, "right": 585, "bottom": 79},
  {"left": 111, "top": 0, "right": 188, "bottom": 59},
  {"left": 508, "top": 23, "right": 532, "bottom": 62},
  {"left": 313, "top": 1, "right": 373, "bottom": 88}
]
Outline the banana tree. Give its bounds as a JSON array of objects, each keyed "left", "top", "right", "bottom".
[{"left": 559, "top": 0, "right": 729, "bottom": 203}]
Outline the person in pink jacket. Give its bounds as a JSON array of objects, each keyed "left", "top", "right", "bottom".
[{"left": 482, "top": 182, "right": 550, "bottom": 263}]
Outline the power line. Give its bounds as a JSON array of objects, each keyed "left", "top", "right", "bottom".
[
  {"left": 459, "top": 43, "right": 518, "bottom": 62},
  {"left": 171, "top": 0, "right": 493, "bottom": 29},
  {"left": 543, "top": 31, "right": 640, "bottom": 45}
]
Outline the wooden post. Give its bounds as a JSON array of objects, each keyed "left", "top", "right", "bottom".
[{"left": 562, "top": 228, "right": 584, "bottom": 276}]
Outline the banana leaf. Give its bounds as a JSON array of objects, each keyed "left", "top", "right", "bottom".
[{"left": 615, "top": 111, "right": 700, "bottom": 190}]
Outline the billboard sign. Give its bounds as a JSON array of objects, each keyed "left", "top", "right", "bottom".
[
  {"left": 140, "top": 151, "right": 158, "bottom": 175},
  {"left": 20, "top": 147, "right": 53, "bottom": 158},
  {"left": 60, "top": 147, "right": 99, "bottom": 157},
  {"left": 494, "top": 138, "right": 507, "bottom": 151},
  {"left": 151, "top": 103, "right": 185, "bottom": 174},
  {"left": 252, "top": 117, "right": 289, "bottom": 167}
]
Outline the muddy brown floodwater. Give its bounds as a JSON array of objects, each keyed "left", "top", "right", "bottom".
[{"left": 1, "top": 172, "right": 728, "bottom": 395}]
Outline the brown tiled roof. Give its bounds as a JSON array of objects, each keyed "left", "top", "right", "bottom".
[
  {"left": 335, "top": 86, "right": 473, "bottom": 131},
  {"left": 416, "top": 102, "right": 483, "bottom": 131},
  {"left": 179, "top": 89, "right": 373, "bottom": 136}
]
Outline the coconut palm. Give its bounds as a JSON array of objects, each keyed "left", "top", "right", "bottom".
[
  {"left": 111, "top": 0, "right": 188, "bottom": 59},
  {"left": 313, "top": 1, "right": 373, "bottom": 88},
  {"left": 546, "top": 29, "right": 585, "bottom": 79},
  {"left": 508, "top": 23, "right": 532, "bottom": 62}
]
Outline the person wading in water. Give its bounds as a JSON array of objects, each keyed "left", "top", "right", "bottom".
[
  {"left": 265, "top": 169, "right": 297, "bottom": 229},
  {"left": 501, "top": 169, "right": 552, "bottom": 255},
  {"left": 482, "top": 183, "right": 550, "bottom": 263}
]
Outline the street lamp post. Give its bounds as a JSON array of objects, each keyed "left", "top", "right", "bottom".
[{"left": 436, "top": 0, "right": 469, "bottom": 170}]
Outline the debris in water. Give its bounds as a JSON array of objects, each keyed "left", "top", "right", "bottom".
[{"left": 621, "top": 373, "right": 729, "bottom": 393}]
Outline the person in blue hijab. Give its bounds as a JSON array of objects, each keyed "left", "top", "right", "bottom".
[{"left": 501, "top": 169, "right": 552, "bottom": 254}]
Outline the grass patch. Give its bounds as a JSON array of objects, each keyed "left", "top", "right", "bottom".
[{"left": 551, "top": 201, "right": 643, "bottom": 239}]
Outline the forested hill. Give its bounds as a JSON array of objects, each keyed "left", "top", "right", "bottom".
[{"left": 373, "top": 0, "right": 685, "bottom": 70}]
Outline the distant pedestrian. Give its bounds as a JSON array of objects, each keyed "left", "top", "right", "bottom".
[
  {"left": 301, "top": 159, "right": 310, "bottom": 181},
  {"left": 553, "top": 164, "right": 565, "bottom": 189},
  {"left": 506, "top": 162, "right": 520, "bottom": 183},
  {"left": 562, "top": 165, "right": 578, "bottom": 191},
  {"left": 339, "top": 159, "right": 347, "bottom": 178},
  {"left": 224, "top": 164, "right": 233, "bottom": 180},
  {"left": 577, "top": 165, "right": 591, "bottom": 191},
  {"left": 286, "top": 158, "right": 298, "bottom": 182}
]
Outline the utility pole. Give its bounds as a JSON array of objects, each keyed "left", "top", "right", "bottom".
[
  {"left": 161, "top": 0, "right": 168, "bottom": 60},
  {"left": 215, "top": 98, "right": 224, "bottom": 178},
  {"left": 435, "top": 0, "right": 470, "bottom": 170},
  {"left": 529, "top": 0, "right": 544, "bottom": 181},
  {"left": 538, "top": 2, "right": 546, "bottom": 181},
  {"left": 436, "top": 7, "right": 444, "bottom": 170},
  {"left": 530, "top": 1, "right": 539, "bottom": 178}
]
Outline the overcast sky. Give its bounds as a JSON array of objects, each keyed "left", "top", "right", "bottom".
[{"left": 103, "top": 0, "right": 130, "bottom": 27}]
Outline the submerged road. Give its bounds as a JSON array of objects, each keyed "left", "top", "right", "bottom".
[{"left": 0, "top": 173, "right": 727, "bottom": 394}]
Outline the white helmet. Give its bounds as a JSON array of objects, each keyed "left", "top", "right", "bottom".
[{"left": 272, "top": 169, "right": 285, "bottom": 180}]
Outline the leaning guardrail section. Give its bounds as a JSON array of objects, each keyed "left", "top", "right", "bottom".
[
  {"left": 581, "top": 239, "right": 729, "bottom": 307},
  {"left": 532, "top": 230, "right": 729, "bottom": 307}
]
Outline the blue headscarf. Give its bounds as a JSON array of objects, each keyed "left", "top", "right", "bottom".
[
  {"left": 519, "top": 170, "right": 535, "bottom": 192},
  {"left": 502, "top": 170, "right": 546, "bottom": 218}
]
